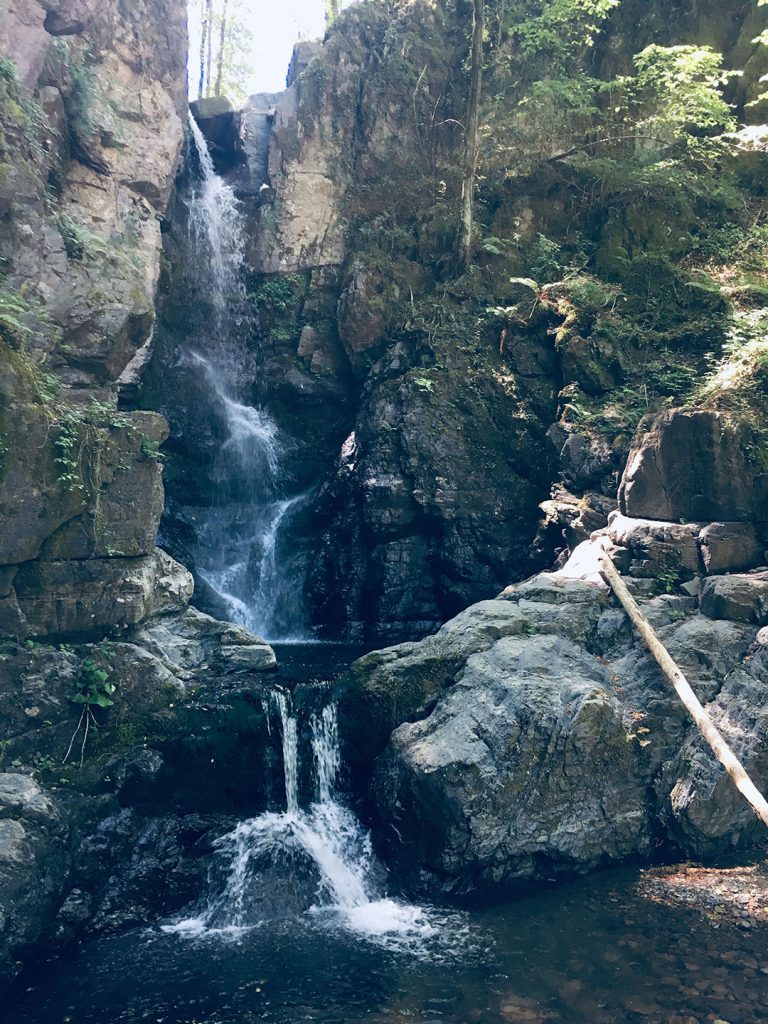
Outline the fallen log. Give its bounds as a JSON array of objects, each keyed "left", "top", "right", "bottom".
[{"left": 599, "top": 552, "right": 768, "bottom": 830}]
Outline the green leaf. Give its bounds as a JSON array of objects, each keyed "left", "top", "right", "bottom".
[{"left": 509, "top": 277, "right": 540, "bottom": 292}]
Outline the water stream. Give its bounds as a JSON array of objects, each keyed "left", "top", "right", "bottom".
[
  {"left": 181, "top": 113, "right": 308, "bottom": 642},
  {"left": 165, "top": 688, "right": 436, "bottom": 945}
]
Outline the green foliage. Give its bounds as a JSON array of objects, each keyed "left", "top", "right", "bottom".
[
  {"left": 630, "top": 45, "right": 737, "bottom": 153},
  {"left": 52, "top": 402, "right": 127, "bottom": 493},
  {"left": 0, "top": 289, "right": 36, "bottom": 346},
  {"left": 53, "top": 412, "right": 88, "bottom": 493},
  {"left": 0, "top": 55, "right": 49, "bottom": 164},
  {"left": 140, "top": 435, "right": 165, "bottom": 461},
  {"left": 252, "top": 275, "right": 302, "bottom": 314},
  {"left": 0, "top": 57, "right": 18, "bottom": 85},
  {"left": 513, "top": 0, "right": 620, "bottom": 71},
  {"left": 65, "top": 648, "right": 116, "bottom": 767},
  {"left": 73, "top": 657, "right": 116, "bottom": 708}
]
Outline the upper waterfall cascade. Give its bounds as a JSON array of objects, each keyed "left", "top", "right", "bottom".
[{"left": 183, "top": 113, "right": 308, "bottom": 642}]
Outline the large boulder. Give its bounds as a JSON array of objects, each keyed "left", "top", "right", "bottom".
[
  {"left": 5, "top": 548, "right": 193, "bottom": 639},
  {"left": 338, "top": 577, "right": 609, "bottom": 785},
  {"left": 133, "top": 606, "right": 277, "bottom": 675},
  {"left": 619, "top": 408, "right": 768, "bottom": 523},
  {"left": 343, "top": 564, "right": 767, "bottom": 894},
  {"left": 661, "top": 644, "right": 768, "bottom": 855},
  {"left": 700, "top": 571, "right": 768, "bottom": 626},
  {"left": 372, "top": 634, "right": 650, "bottom": 893}
]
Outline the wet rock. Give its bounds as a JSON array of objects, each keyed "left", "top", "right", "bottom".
[
  {"left": 190, "top": 98, "right": 245, "bottom": 172},
  {"left": 619, "top": 408, "right": 768, "bottom": 522},
  {"left": 73, "top": 810, "right": 227, "bottom": 936},
  {"left": 133, "top": 607, "right": 277, "bottom": 675},
  {"left": 0, "top": 773, "right": 69, "bottom": 989},
  {"left": 113, "top": 748, "right": 165, "bottom": 806},
  {"left": 700, "top": 572, "right": 768, "bottom": 626},
  {"left": 310, "top": 342, "right": 553, "bottom": 639}
]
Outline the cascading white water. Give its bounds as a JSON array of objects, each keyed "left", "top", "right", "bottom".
[
  {"left": 183, "top": 113, "right": 308, "bottom": 641},
  {"left": 167, "top": 690, "right": 435, "bottom": 945}
]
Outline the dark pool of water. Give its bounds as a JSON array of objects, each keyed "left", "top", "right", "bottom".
[
  {"left": 271, "top": 643, "right": 373, "bottom": 687},
  {"left": 6, "top": 865, "right": 767, "bottom": 1024}
]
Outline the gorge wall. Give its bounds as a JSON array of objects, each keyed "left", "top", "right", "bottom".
[
  {"left": 147, "top": 0, "right": 768, "bottom": 642},
  {"left": 0, "top": 0, "right": 188, "bottom": 638}
]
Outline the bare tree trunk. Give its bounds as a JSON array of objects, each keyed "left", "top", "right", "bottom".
[
  {"left": 198, "top": 0, "right": 207, "bottom": 100},
  {"left": 205, "top": 0, "right": 214, "bottom": 99},
  {"left": 599, "top": 553, "right": 768, "bottom": 829},
  {"left": 326, "top": 0, "right": 340, "bottom": 27},
  {"left": 459, "top": 0, "right": 484, "bottom": 270},
  {"left": 215, "top": 0, "right": 228, "bottom": 97}
]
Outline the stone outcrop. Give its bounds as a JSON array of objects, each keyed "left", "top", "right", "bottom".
[
  {"left": 700, "top": 572, "right": 768, "bottom": 626},
  {"left": 0, "top": 621, "right": 279, "bottom": 982},
  {"left": 619, "top": 408, "right": 768, "bottom": 523},
  {"left": 0, "top": 773, "right": 69, "bottom": 990},
  {"left": 343, "top": 562, "right": 768, "bottom": 894},
  {"left": 0, "top": 0, "right": 189, "bottom": 644},
  {"left": 374, "top": 631, "right": 650, "bottom": 891}
]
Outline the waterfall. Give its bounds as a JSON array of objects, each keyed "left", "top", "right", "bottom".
[
  {"left": 182, "top": 113, "right": 308, "bottom": 642},
  {"left": 166, "top": 689, "right": 435, "bottom": 945}
]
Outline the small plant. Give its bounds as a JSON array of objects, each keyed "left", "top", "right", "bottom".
[
  {"left": 53, "top": 412, "right": 87, "bottom": 493},
  {"left": 657, "top": 564, "right": 681, "bottom": 594},
  {"left": 64, "top": 657, "right": 116, "bottom": 767},
  {"left": 139, "top": 435, "right": 164, "bottom": 461},
  {"left": 413, "top": 376, "right": 435, "bottom": 393}
]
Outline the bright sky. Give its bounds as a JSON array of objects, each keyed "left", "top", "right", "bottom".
[
  {"left": 246, "top": 0, "right": 326, "bottom": 92},
  {"left": 189, "top": 0, "right": 353, "bottom": 96}
]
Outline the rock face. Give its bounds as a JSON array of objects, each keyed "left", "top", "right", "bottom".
[
  {"left": 0, "top": 773, "right": 69, "bottom": 990},
  {"left": 342, "top": 566, "right": 768, "bottom": 895},
  {"left": 374, "top": 633, "right": 649, "bottom": 891},
  {"left": 0, "top": 0, "right": 188, "bottom": 643},
  {"left": 620, "top": 408, "right": 768, "bottom": 523},
  {"left": 0, "top": 620, "right": 280, "bottom": 984}
]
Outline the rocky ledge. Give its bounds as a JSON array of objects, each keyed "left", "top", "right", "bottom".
[{"left": 339, "top": 406, "right": 768, "bottom": 896}]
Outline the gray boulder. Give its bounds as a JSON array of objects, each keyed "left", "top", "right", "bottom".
[
  {"left": 0, "top": 774, "right": 69, "bottom": 989},
  {"left": 372, "top": 634, "right": 650, "bottom": 893},
  {"left": 619, "top": 408, "right": 768, "bottom": 522},
  {"left": 660, "top": 646, "right": 768, "bottom": 855},
  {"left": 700, "top": 571, "right": 768, "bottom": 625},
  {"left": 6, "top": 549, "right": 193, "bottom": 639},
  {"left": 133, "top": 607, "right": 277, "bottom": 675}
]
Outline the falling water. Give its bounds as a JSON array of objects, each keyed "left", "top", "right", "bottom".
[
  {"left": 166, "top": 690, "right": 435, "bottom": 945},
  {"left": 183, "top": 113, "right": 308, "bottom": 641}
]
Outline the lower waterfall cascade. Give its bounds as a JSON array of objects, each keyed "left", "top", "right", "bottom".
[{"left": 164, "top": 689, "right": 442, "bottom": 948}]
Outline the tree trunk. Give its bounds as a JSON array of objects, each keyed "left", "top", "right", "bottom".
[
  {"left": 205, "top": 0, "right": 214, "bottom": 99},
  {"left": 215, "top": 0, "right": 228, "bottom": 97},
  {"left": 198, "top": 0, "right": 207, "bottom": 100},
  {"left": 599, "top": 553, "right": 768, "bottom": 830},
  {"left": 459, "top": 0, "right": 484, "bottom": 270}
]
